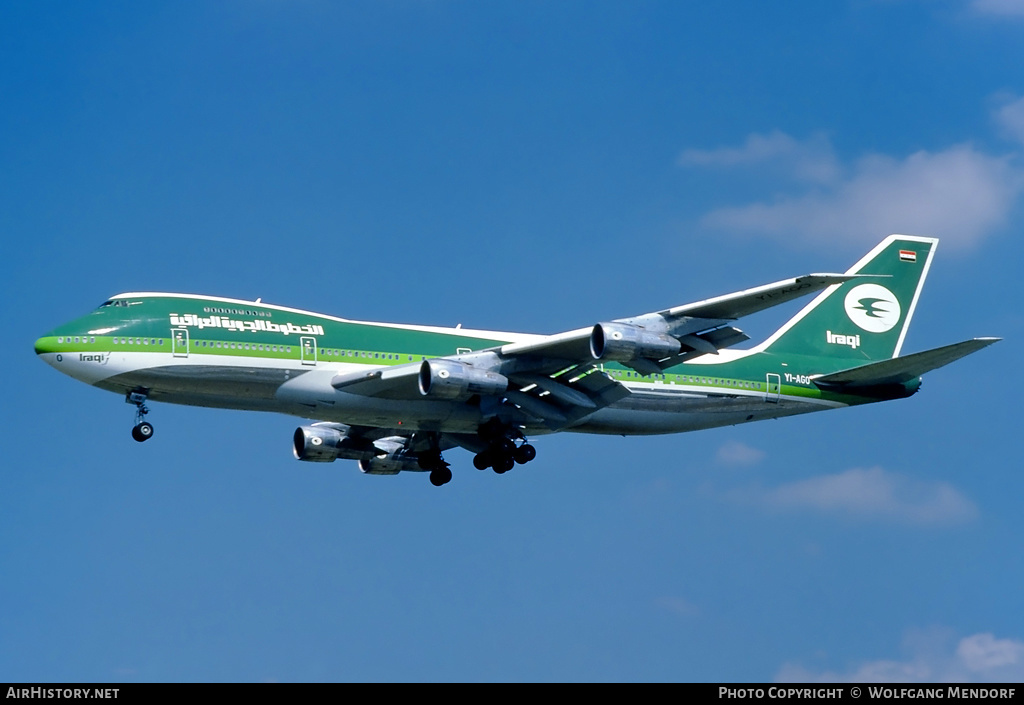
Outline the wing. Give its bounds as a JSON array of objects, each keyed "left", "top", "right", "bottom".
[
  {"left": 497, "top": 272, "right": 861, "bottom": 368},
  {"left": 324, "top": 271, "right": 858, "bottom": 429}
]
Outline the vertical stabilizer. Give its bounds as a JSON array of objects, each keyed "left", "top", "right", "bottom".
[{"left": 757, "top": 235, "right": 937, "bottom": 361}]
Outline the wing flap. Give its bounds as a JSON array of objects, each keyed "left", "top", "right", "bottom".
[{"left": 502, "top": 367, "right": 631, "bottom": 429}]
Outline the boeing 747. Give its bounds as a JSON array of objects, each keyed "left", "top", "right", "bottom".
[{"left": 35, "top": 235, "right": 998, "bottom": 486}]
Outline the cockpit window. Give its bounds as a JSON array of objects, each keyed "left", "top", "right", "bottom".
[{"left": 98, "top": 300, "right": 114, "bottom": 307}]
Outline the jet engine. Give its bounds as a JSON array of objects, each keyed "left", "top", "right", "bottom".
[
  {"left": 590, "top": 322, "right": 682, "bottom": 362},
  {"left": 418, "top": 359, "right": 509, "bottom": 400},
  {"left": 293, "top": 424, "right": 375, "bottom": 463},
  {"left": 357, "top": 446, "right": 422, "bottom": 475}
]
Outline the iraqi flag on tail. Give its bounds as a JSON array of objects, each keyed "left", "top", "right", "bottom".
[{"left": 899, "top": 250, "right": 917, "bottom": 263}]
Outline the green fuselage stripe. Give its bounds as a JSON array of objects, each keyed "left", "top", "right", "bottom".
[{"left": 37, "top": 294, "right": 912, "bottom": 408}]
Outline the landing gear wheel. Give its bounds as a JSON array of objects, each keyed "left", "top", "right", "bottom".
[
  {"left": 513, "top": 444, "right": 536, "bottom": 464},
  {"left": 127, "top": 390, "right": 153, "bottom": 443},
  {"left": 492, "top": 454, "right": 515, "bottom": 474},
  {"left": 429, "top": 466, "right": 453, "bottom": 486},
  {"left": 132, "top": 422, "right": 154, "bottom": 442},
  {"left": 475, "top": 419, "right": 537, "bottom": 475}
]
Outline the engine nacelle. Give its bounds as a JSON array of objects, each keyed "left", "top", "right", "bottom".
[
  {"left": 358, "top": 448, "right": 421, "bottom": 475},
  {"left": 293, "top": 425, "right": 375, "bottom": 463},
  {"left": 590, "top": 322, "right": 682, "bottom": 362},
  {"left": 418, "top": 359, "right": 509, "bottom": 400},
  {"left": 293, "top": 425, "right": 345, "bottom": 462}
]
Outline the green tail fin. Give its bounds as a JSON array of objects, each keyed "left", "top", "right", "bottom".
[{"left": 757, "top": 235, "right": 937, "bottom": 362}]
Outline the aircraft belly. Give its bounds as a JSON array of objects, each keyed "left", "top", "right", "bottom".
[
  {"left": 616, "top": 388, "right": 769, "bottom": 413},
  {"left": 92, "top": 361, "right": 484, "bottom": 430},
  {"left": 95, "top": 364, "right": 295, "bottom": 410},
  {"left": 568, "top": 389, "right": 839, "bottom": 435}
]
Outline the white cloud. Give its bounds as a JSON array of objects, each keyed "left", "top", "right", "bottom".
[
  {"left": 732, "top": 466, "right": 978, "bottom": 526},
  {"left": 777, "top": 658, "right": 930, "bottom": 683},
  {"left": 715, "top": 440, "right": 766, "bottom": 467},
  {"left": 679, "top": 130, "right": 840, "bottom": 184},
  {"left": 777, "top": 630, "right": 1024, "bottom": 683},
  {"left": 994, "top": 95, "right": 1024, "bottom": 146},
  {"left": 956, "top": 633, "right": 1024, "bottom": 672},
  {"left": 698, "top": 143, "right": 1022, "bottom": 251},
  {"left": 970, "top": 0, "right": 1024, "bottom": 17}
]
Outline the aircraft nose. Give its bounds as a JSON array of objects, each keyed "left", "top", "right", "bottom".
[{"left": 34, "top": 335, "right": 55, "bottom": 355}]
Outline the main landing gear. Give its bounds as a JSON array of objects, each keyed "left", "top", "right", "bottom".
[
  {"left": 418, "top": 449, "right": 453, "bottom": 487},
  {"left": 472, "top": 420, "right": 536, "bottom": 475},
  {"left": 416, "top": 422, "right": 538, "bottom": 487},
  {"left": 127, "top": 390, "right": 154, "bottom": 442}
]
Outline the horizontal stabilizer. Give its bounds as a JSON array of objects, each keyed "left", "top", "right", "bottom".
[{"left": 812, "top": 337, "right": 1000, "bottom": 388}]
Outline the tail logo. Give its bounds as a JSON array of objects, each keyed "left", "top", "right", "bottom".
[{"left": 844, "top": 284, "right": 901, "bottom": 333}]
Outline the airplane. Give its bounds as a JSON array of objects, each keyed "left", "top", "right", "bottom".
[{"left": 34, "top": 234, "right": 998, "bottom": 487}]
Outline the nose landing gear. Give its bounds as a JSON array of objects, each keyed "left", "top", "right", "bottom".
[{"left": 127, "top": 390, "right": 154, "bottom": 442}]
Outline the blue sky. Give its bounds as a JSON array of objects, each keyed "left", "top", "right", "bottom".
[{"left": 2, "top": 0, "right": 1023, "bottom": 682}]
